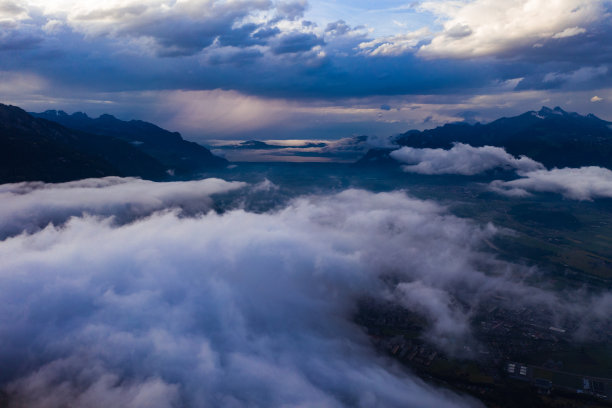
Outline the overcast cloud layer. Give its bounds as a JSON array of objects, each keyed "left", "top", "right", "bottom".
[
  {"left": 1, "top": 0, "right": 611, "bottom": 139},
  {"left": 1, "top": 178, "right": 611, "bottom": 407}
]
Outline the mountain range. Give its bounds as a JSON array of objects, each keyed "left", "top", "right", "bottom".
[
  {"left": 0, "top": 104, "right": 169, "bottom": 183},
  {"left": 32, "top": 109, "right": 227, "bottom": 176},
  {"left": 3, "top": 103, "right": 612, "bottom": 184},
  {"left": 0, "top": 103, "right": 227, "bottom": 184},
  {"left": 214, "top": 140, "right": 329, "bottom": 150},
  {"left": 358, "top": 107, "right": 612, "bottom": 169}
]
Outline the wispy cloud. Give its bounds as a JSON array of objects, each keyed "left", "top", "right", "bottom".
[
  {"left": 390, "top": 143, "right": 544, "bottom": 175},
  {"left": 490, "top": 166, "right": 612, "bottom": 200},
  {"left": 0, "top": 177, "right": 246, "bottom": 238}
]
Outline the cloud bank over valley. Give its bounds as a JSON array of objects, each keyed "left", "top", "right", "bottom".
[
  {"left": 1, "top": 177, "right": 611, "bottom": 407},
  {"left": 0, "top": 177, "right": 246, "bottom": 239},
  {"left": 387, "top": 142, "right": 612, "bottom": 201}
]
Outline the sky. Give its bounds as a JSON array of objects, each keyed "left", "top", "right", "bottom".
[{"left": 1, "top": 0, "right": 612, "bottom": 141}]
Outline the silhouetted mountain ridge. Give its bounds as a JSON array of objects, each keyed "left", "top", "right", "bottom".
[
  {"left": 32, "top": 110, "right": 227, "bottom": 174},
  {"left": 0, "top": 104, "right": 167, "bottom": 183},
  {"left": 215, "top": 140, "right": 328, "bottom": 150},
  {"left": 358, "top": 107, "right": 612, "bottom": 169}
]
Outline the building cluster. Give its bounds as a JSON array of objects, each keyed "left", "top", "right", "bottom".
[
  {"left": 374, "top": 335, "right": 439, "bottom": 367},
  {"left": 356, "top": 294, "right": 612, "bottom": 404},
  {"left": 506, "top": 362, "right": 612, "bottom": 400}
]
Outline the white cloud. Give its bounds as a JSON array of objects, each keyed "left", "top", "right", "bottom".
[
  {"left": 490, "top": 166, "right": 612, "bottom": 200},
  {"left": 0, "top": 177, "right": 610, "bottom": 406},
  {"left": 358, "top": 27, "right": 430, "bottom": 56},
  {"left": 591, "top": 95, "right": 604, "bottom": 102},
  {"left": 552, "top": 26, "right": 587, "bottom": 39},
  {"left": 6, "top": 357, "right": 180, "bottom": 408},
  {"left": 394, "top": 281, "right": 471, "bottom": 352},
  {"left": 251, "top": 178, "right": 279, "bottom": 192},
  {"left": 0, "top": 177, "right": 246, "bottom": 238},
  {"left": 390, "top": 143, "right": 544, "bottom": 175},
  {"left": 416, "top": 0, "right": 607, "bottom": 58},
  {"left": 0, "top": 1, "right": 29, "bottom": 23},
  {"left": 0, "top": 185, "right": 496, "bottom": 407},
  {"left": 41, "top": 18, "right": 64, "bottom": 33}
]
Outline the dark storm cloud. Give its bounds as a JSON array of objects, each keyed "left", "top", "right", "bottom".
[
  {"left": 0, "top": 1, "right": 491, "bottom": 100},
  {"left": 217, "top": 53, "right": 489, "bottom": 98},
  {"left": 3, "top": 24, "right": 487, "bottom": 99},
  {"left": 252, "top": 26, "right": 281, "bottom": 40},
  {"left": 515, "top": 64, "right": 611, "bottom": 92},
  {"left": 65, "top": 0, "right": 274, "bottom": 57},
  {"left": 1, "top": 0, "right": 611, "bottom": 131},
  {"left": 271, "top": 32, "right": 324, "bottom": 54},
  {"left": 136, "top": 24, "right": 242, "bottom": 57},
  {"left": 216, "top": 23, "right": 264, "bottom": 47},
  {"left": 206, "top": 48, "right": 264, "bottom": 66},
  {"left": 0, "top": 28, "right": 42, "bottom": 50},
  {"left": 325, "top": 20, "right": 350, "bottom": 36}
]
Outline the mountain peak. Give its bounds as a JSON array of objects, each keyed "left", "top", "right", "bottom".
[
  {"left": 0, "top": 103, "right": 169, "bottom": 183},
  {"left": 539, "top": 106, "right": 553, "bottom": 114},
  {"left": 98, "top": 113, "right": 118, "bottom": 121},
  {"left": 37, "top": 110, "right": 92, "bottom": 120},
  {"left": 30, "top": 106, "right": 228, "bottom": 174},
  {"left": 0, "top": 103, "right": 33, "bottom": 123},
  {"left": 539, "top": 106, "right": 565, "bottom": 115},
  {"left": 552, "top": 106, "right": 566, "bottom": 114},
  {"left": 40, "top": 109, "right": 69, "bottom": 118},
  {"left": 531, "top": 106, "right": 571, "bottom": 119},
  {"left": 392, "top": 106, "right": 612, "bottom": 169}
]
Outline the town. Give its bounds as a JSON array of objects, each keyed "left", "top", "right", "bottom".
[{"left": 356, "top": 295, "right": 612, "bottom": 407}]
